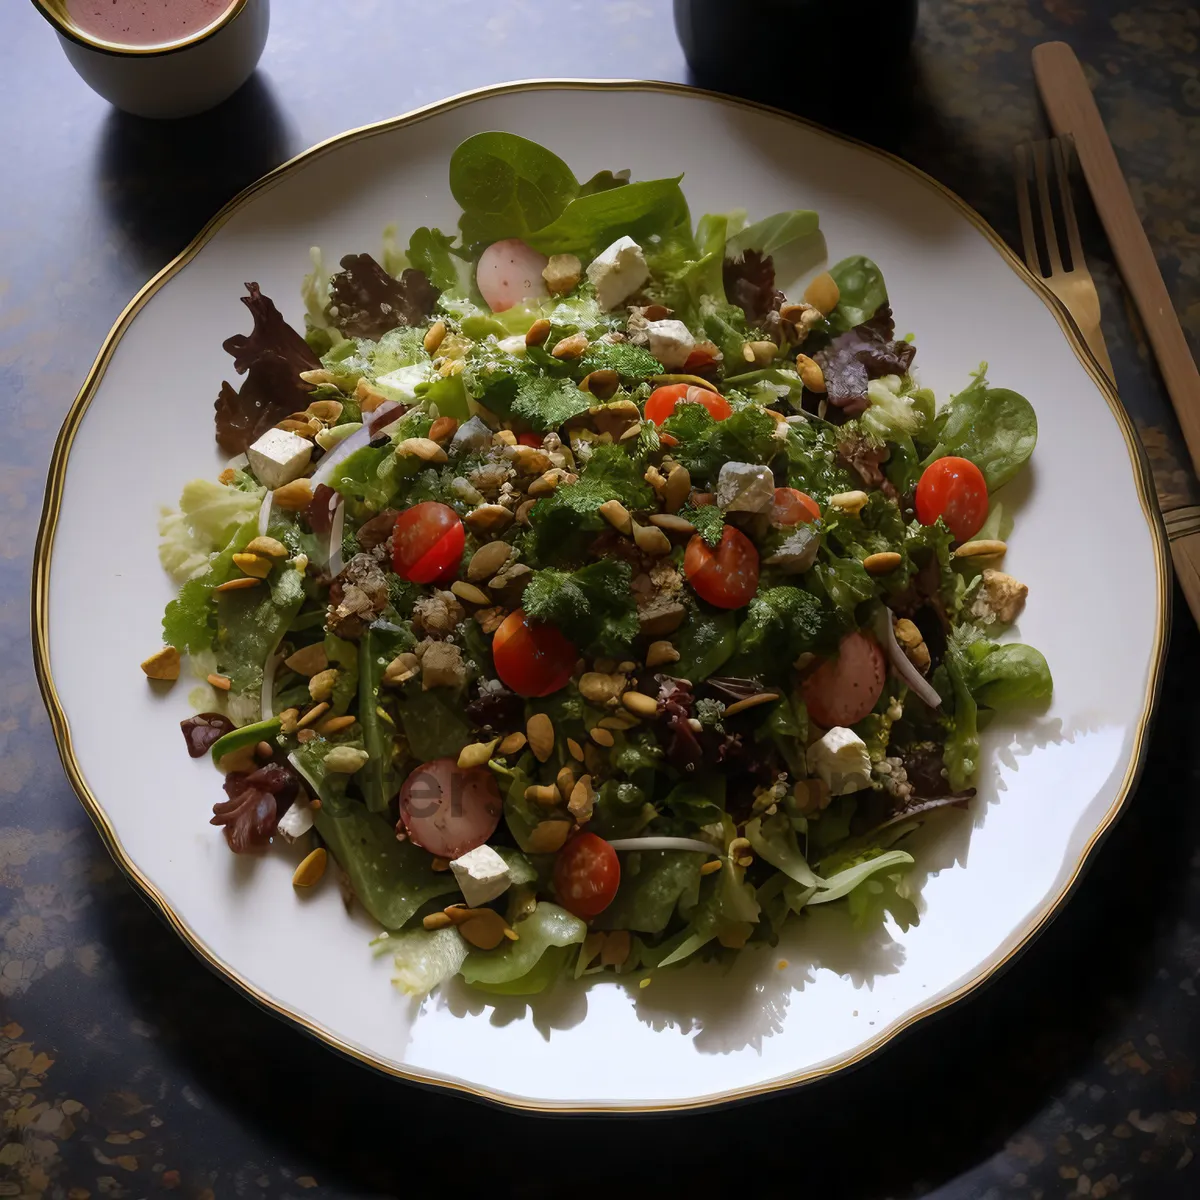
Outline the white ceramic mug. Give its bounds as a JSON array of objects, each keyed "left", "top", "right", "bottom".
[{"left": 33, "top": 0, "right": 270, "bottom": 120}]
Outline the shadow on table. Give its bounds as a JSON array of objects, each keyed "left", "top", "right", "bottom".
[{"left": 92, "top": 71, "right": 293, "bottom": 277}]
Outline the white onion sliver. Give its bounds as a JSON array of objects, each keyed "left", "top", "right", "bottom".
[
  {"left": 327, "top": 498, "right": 346, "bottom": 578},
  {"left": 261, "top": 653, "right": 281, "bottom": 722},
  {"left": 876, "top": 607, "right": 942, "bottom": 708},
  {"left": 256, "top": 488, "right": 273, "bottom": 536},
  {"left": 310, "top": 406, "right": 406, "bottom": 489},
  {"left": 606, "top": 837, "right": 719, "bottom": 855}
]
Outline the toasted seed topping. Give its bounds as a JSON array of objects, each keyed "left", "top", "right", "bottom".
[
  {"left": 863, "top": 551, "right": 903, "bottom": 575},
  {"left": 140, "top": 646, "right": 181, "bottom": 681},
  {"left": 527, "top": 713, "right": 554, "bottom": 762},
  {"left": 954, "top": 539, "right": 1007, "bottom": 559},
  {"left": 722, "top": 692, "right": 780, "bottom": 717},
  {"left": 292, "top": 848, "right": 327, "bottom": 888},
  {"left": 213, "top": 576, "right": 260, "bottom": 593}
]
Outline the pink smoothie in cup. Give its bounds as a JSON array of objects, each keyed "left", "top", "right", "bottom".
[{"left": 65, "top": 0, "right": 234, "bottom": 46}]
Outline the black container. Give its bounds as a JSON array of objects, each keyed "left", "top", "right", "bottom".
[{"left": 674, "top": 0, "right": 919, "bottom": 124}]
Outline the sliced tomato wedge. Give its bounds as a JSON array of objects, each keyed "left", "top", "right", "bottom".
[
  {"left": 801, "top": 630, "right": 887, "bottom": 728},
  {"left": 398, "top": 757, "right": 503, "bottom": 859},
  {"left": 392, "top": 502, "right": 464, "bottom": 585},
  {"left": 492, "top": 609, "right": 577, "bottom": 697},
  {"left": 644, "top": 383, "right": 732, "bottom": 427},
  {"left": 684, "top": 526, "right": 760, "bottom": 610},
  {"left": 770, "top": 487, "right": 821, "bottom": 527},
  {"left": 476, "top": 238, "right": 549, "bottom": 313},
  {"left": 915, "top": 456, "right": 988, "bottom": 543},
  {"left": 554, "top": 833, "right": 620, "bottom": 919}
]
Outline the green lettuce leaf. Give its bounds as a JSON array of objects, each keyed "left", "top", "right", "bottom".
[
  {"left": 459, "top": 902, "right": 587, "bottom": 994},
  {"left": 214, "top": 562, "right": 306, "bottom": 704},
  {"left": 745, "top": 813, "right": 821, "bottom": 888},
  {"left": 162, "top": 518, "right": 259, "bottom": 654},
  {"left": 527, "top": 178, "right": 690, "bottom": 258},
  {"left": 449, "top": 132, "right": 578, "bottom": 246},
  {"left": 828, "top": 255, "right": 888, "bottom": 332},
  {"left": 725, "top": 209, "right": 819, "bottom": 261},
  {"left": 730, "top": 586, "right": 826, "bottom": 679},
  {"left": 357, "top": 626, "right": 410, "bottom": 812},
  {"left": 158, "top": 478, "right": 265, "bottom": 583},
  {"left": 593, "top": 850, "right": 704, "bottom": 933},
  {"left": 662, "top": 403, "right": 777, "bottom": 485},
  {"left": 390, "top": 926, "right": 469, "bottom": 996}
]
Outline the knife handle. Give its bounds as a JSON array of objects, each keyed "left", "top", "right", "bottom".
[{"left": 1032, "top": 41, "right": 1200, "bottom": 480}]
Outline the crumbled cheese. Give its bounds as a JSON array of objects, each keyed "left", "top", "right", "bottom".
[
  {"left": 373, "top": 363, "right": 429, "bottom": 403},
  {"left": 643, "top": 319, "right": 695, "bottom": 370},
  {"left": 716, "top": 461, "right": 775, "bottom": 513},
  {"left": 450, "top": 844, "right": 513, "bottom": 908},
  {"left": 764, "top": 526, "right": 819, "bottom": 573},
  {"left": 246, "top": 428, "right": 313, "bottom": 490},
  {"left": 806, "top": 727, "right": 872, "bottom": 796},
  {"left": 586, "top": 236, "right": 649, "bottom": 311}
]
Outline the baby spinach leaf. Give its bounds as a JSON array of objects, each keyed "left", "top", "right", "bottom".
[
  {"left": 449, "top": 132, "right": 578, "bottom": 246},
  {"left": 406, "top": 227, "right": 463, "bottom": 293},
  {"left": 593, "top": 851, "right": 704, "bottom": 933},
  {"left": 828, "top": 255, "right": 889, "bottom": 331},
  {"left": 726, "top": 208, "right": 820, "bottom": 261},
  {"left": 665, "top": 607, "right": 737, "bottom": 682},
  {"left": 527, "top": 178, "right": 690, "bottom": 258},
  {"left": 924, "top": 366, "right": 1037, "bottom": 489}
]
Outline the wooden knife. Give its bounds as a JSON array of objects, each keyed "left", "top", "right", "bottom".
[{"left": 1033, "top": 39, "right": 1200, "bottom": 628}]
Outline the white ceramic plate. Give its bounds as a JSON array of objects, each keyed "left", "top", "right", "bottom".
[{"left": 35, "top": 81, "right": 1168, "bottom": 1112}]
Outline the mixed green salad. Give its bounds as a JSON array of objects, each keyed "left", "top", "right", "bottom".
[{"left": 145, "top": 133, "right": 1052, "bottom": 997}]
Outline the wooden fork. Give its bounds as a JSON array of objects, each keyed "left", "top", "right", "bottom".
[{"left": 1014, "top": 137, "right": 1116, "bottom": 385}]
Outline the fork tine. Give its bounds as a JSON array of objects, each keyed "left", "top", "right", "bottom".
[
  {"left": 1013, "top": 144, "right": 1041, "bottom": 274},
  {"left": 1052, "top": 135, "right": 1085, "bottom": 274},
  {"left": 1032, "top": 140, "right": 1064, "bottom": 276}
]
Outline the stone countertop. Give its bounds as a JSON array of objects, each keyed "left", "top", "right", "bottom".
[{"left": 1, "top": 1, "right": 1197, "bottom": 1196}]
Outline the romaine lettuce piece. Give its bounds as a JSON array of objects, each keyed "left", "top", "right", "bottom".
[
  {"left": 460, "top": 903, "right": 587, "bottom": 994},
  {"left": 158, "top": 478, "right": 265, "bottom": 583},
  {"left": 391, "top": 926, "right": 469, "bottom": 996},
  {"left": 593, "top": 850, "right": 704, "bottom": 933}
]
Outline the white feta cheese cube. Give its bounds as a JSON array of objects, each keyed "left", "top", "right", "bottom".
[
  {"left": 643, "top": 319, "right": 695, "bottom": 370},
  {"left": 716, "top": 461, "right": 775, "bottom": 513},
  {"left": 275, "top": 800, "right": 314, "bottom": 844},
  {"left": 586, "top": 236, "right": 650, "bottom": 311},
  {"left": 246, "top": 428, "right": 313, "bottom": 490},
  {"left": 806, "top": 727, "right": 872, "bottom": 796},
  {"left": 450, "top": 844, "right": 513, "bottom": 908},
  {"left": 373, "top": 363, "right": 429, "bottom": 403}
]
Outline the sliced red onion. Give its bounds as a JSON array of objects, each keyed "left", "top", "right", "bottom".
[
  {"left": 261, "top": 653, "right": 281, "bottom": 721},
  {"left": 327, "top": 498, "right": 346, "bottom": 578},
  {"left": 605, "top": 836, "right": 720, "bottom": 854},
  {"left": 310, "top": 404, "right": 405, "bottom": 490},
  {"left": 256, "top": 488, "right": 273, "bottom": 536},
  {"left": 875, "top": 606, "right": 942, "bottom": 709}
]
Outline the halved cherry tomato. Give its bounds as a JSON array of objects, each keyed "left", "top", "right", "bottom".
[
  {"left": 684, "top": 526, "right": 760, "bottom": 610},
  {"left": 554, "top": 833, "right": 620, "bottom": 919},
  {"left": 915, "top": 456, "right": 988, "bottom": 543},
  {"left": 517, "top": 432, "right": 543, "bottom": 448},
  {"left": 392, "top": 501, "right": 464, "bottom": 585},
  {"left": 644, "top": 383, "right": 732, "bottom": 426},
  {"left": 801, "top": 630, "right": 887, "bottom": 728},
  {"left": 398, "top": 757, "right": 503, "bottom": 859},
  {"left": 770, "top": 487, "right": 821, "bottom": 527},
  {"left": 492, "top": 609, "right": 577, "bottom": 698}
]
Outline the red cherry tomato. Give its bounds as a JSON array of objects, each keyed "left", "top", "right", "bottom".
[
  {"left": 476, "top": 238, "right": 549, "bottom": 313},
  {"left": 492, "top": 609, "right": 577, "bottom": 698},
  {"left": 554, "top": 833, "right": 620, "bottom": 919},
  {"left": 644, "top": 383, "right": 733, "bottom": 427},
  {"left": 801, "top": 630, "right": 887, "bottom": 728},
  {"left": 517, "top": 432, "right": 543, "bottom": 448},
  {"left": 770, "top": 487, "right": 821, "bottom": 527},
  {"left": 684, "top": 526, "right": 760, "bottom": 610},
  {"left": 398, "top": 757, "right": 503, "bottom": 859},
  {"left": 915, "top": 456, "right": 989, "bottom": 543},
  {"left": 392, "top": 502, "right": 464, "bottom": 585}
]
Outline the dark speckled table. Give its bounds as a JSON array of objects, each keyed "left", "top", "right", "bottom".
[{"left": 2, "top": 2, "right": 1198, "bottom": 1196}]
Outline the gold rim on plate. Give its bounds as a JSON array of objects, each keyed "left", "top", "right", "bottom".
[{"left": 30, "top": 79, "right": 1171, "bottom": 1114}]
